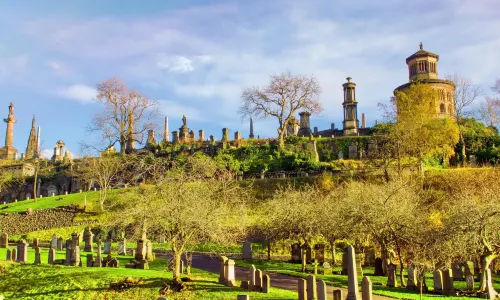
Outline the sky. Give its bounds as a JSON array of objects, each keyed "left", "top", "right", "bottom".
[{"left": 0, "top": 0, "right": 499, "bottom": 158}]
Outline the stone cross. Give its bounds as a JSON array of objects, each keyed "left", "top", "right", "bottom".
[
  {"left": 0, "top": 233, "right": 8, "bottom": 248},
  {"left": 48, "top": 248, "right": 55, "bottom": 264},
  {"left": 346, "top": 245, "right": 360, "bottom": 300},
  {"left": 433, "top": 270, "right": 443, "bottom": 293},
  {"left": 34, "top": 247, "right": 41, "bottom": 264},
  {"left": 361, "top": 276, "right": 372, "bottom": 300},
  {"left": 386, "top": 263, "right": 397, "bottom": 287},
  {"left": 298, "top": 278, "right": 307, "bottom": 300},
  {"left": 306, "top": 275, "right": 317, "bottom": 300},
  {"left": 317, "top": 279, "right": 327, "bottom": 300},
  {"left": 262, "top": 274, "right": 270, "bottom": 293}
]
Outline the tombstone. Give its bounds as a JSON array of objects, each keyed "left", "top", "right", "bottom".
[
  {"left": 341, "top": 252, "right": 348, "bottom": 275},
  {"left": 314, "top": 244, "right": 325, "bottom": 264},
  {"left": 348, "top": 143, "right": 358, "bottom": 159},
  {"left": 145, "top": 240, "right": 154, "bottom": 261},
  {"left": 83, "top": 228, "right": 94, "bottom": 252},
  {"left": 249, "top": 264, "right": 256, "bottom": 289},
  {"left": 104, "top": 240, "right": 111, "bottom": 254},
  {"left": 298, "top": 278, "right": 307, "bottom": 300},
  {"left": 57, "top": 237, "right": 63, "bottom": 251},
  {"left": 51, "top": 234, "right": 57, "bottom": 248},
  {"left": 333, "top": 289, "right": 343, "bottom": 300},
  {"left": 6, "top": 249, "right": 11, "bottom": 261},
  {"left": 262, "top": 274, "right": 270, "bottom": 293},
  {"left": 71, "top": 246, "right": 81, "bottom": 266},
  {"left": 11, "top": 248, "right": 17, "bottom": 261},
  {"left": 94, "top": 240, "right": 102, "bottom": 267},
  {"left": 237, "top": 296, "right": 249, "bottom": 300},
  {"left": 466, "top": 274, "right": 474, "bottom": 291},
  {"left": 306, "top": 275, "right": 317, "bottom": 300},
  {"left": 338, "top": 151, "right": 344, "bottom": 159},
  {"left": 254, "top": 269, "right": 263, "bottom": 291},
  {"left": 17, "top": 240, "right": 28, "bottom": 263},
  {"left": 71, "top": 232, "right": 80, "bottom": 248},
  {"left": 135, "top": 240, "right": 146, "bottom": 261},
  {"left": 407, "top": 265, "right": 417, "bottom": 290},
  {"left": 242, "top": 242, "right": 252, "bottom": 260},
  {"left": 374, "top": 258, "right": 384, "bottom": 276},
  {"left": 317, "top": 280, "right": 327, "bottom": 300},
  {"left": 32, "top": 238, "right": 39, "bottom": 249},
  {"left": 452, "top": 262, "right": 464, "bottom": 280},
  {"left": 470, "top": 155, "right": 477, "bottom": 167},
  {"left": 386, "top": 263, "right": 397, "bottom": 287},
  {"left": 291, "top": 243, "right": 301, "bottom": 262},
  {"left": 442, "top": 268, "right": 454, "bottom": 296},
  {"left": 34, "top": 247, "right": 41, "bottom": 264},
  {"left": 48, "top": 248, "right": 55, "bottom": 264},
  {"left": 346, "top": 245, "right": 360, "bottom": 300},
  {"left": 0, "top": 233, "right": 8, "bottom": 248},
  {"left": 65, "top": 243, "right": 72, "bottom": 265},
  {"left": 464, "top": 261, "right": 474, "bottom": 277},
  {"left": 118, "top": 240, "right": 127, "bottom": 255},
  {"left": 361, "top": 276, "right": 372, "bottom": 300},
  {"left": 485, "top": 269, "right": 498, "bottom": 300},
  {"left": 86, "top": 254, "right": 94, "bottom": 267},
  {"left": 323, "top": 262, "right": 333, "bottom": 275},
  {"left": 219, "top": 256, "right": 228, "bottom": 283},
  {"left": 225, "top": 259, "right": 236, "bottom": 287}
]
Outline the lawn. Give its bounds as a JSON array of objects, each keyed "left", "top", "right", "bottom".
[
  {"left": 0, "top": 248, "right": 297, "bottom": 299},
  {"left": 234, "top": 259, "right": 500, "bottom": 300}
]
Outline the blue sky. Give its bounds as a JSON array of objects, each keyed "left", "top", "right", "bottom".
[{"left": 1, "top": 0, "right": 499, "bottom": 157}]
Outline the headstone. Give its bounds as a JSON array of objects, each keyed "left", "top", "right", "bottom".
[
  {"left": 118, "top": 240, "right": 127, "bottom": 255},
  {"left": 306, "top": 275, "right": 317, "bottom": 300},
  {"left": 387, "top": 263, "right": 397, "bottom": 287},
  {"left": 341, "top": 252, "right": 348, "bottom": 275},
  {"left": 135, "top": 240, "right": 146, "bottom": 261},
  {"left": 348, "top": 143, "right": 358, "bottom": 159},
  {"left": 466, "top": 275, "right": 474, "bottom": 291},
  {"left": 407, "top": 265, "right": 417, "bottom": 290},
  {"left": 94, "top": 241, "right": 102, "bottom": 267},
  {"left": 219, "top": 256, "right": 228, "bottom": 283},
  {"left": 57, "top": 237, "right": 63, "bottom": 251},
  {"left": 34, "top": 247, "right": 41, "bottom": 264},
  {"left": 317, "top": 280, "right": 327, "bottom": 300},
  {"left": 305, "top": 245, "right": 312, "bottom": 263},
  {"left": 374, "top": 258, "right": 384, "bottom": 276},
  {"left": 11, "top": 248, "right": 17, "bottom": 261},
  {"left": 291, "top": 243, "right": 301, "bottom": 262},
  {"left": 442, "top": 268, "right": 454, "bottom": 296},
  {"left": 333, "top": 289, "right": 343, "bottom": 300},
  {"left": 237, "top": 296, "right": 249, "bottom": 300},
  {"left": 314, "top": 244, "right": 325, "bottom": 264},
  {"left": 6, "top": 249, "right": 11, "bottom": 261},
  {"left": 452, "top": 262, "right": 464, "bottom": 280},
  {"left": 86, "top": 254, "right": 94, "bottom": 267},
  {"left": 51, "top": 234, "right": 57, "bottom": 248},
  {"left": 323, "top": 262, "right": 333, "bottom": 275},
  {"left": 254, "top": 269, "right": 263, "bottom": 291},
  {"left": 249, "top": 264, "right": 256, "bottom": 289},
  {"left": 346, "top": 245, "right": 360, "bottom": 300},
  {"left": 83, "top": 228, "right": 93, "bottom": 252},
  {"left": 17, "top": 240, "right": 28, "bottom": 263},
  {"left": 71, "top": 246, "right": 81, "bottom": 266},
  {"left": 243, "top": 242, "right": 252, "bottom": 260},
  {"left": 298, "top": 278, "right": 307, "bottom": 300},
  {"left": 361, "top": 276, "right": 372, "bottom": 300},
  {"left": 0, "top": 233, "right": 8, "bottom": 248},
  {"left": 48, "top": 248, "right": 55, "bottom": 264},
  {"left": 262, "top": 274, "right": 270, "bottom": 293},
  {"left": 470, "top": 155, "right": 477, "bottom": 167},
  {"left": 104, "top": 240, "right": 111, "bottom": 254},
  {"left": 225, "top": 259, "right": 236, "bottom": 287}
]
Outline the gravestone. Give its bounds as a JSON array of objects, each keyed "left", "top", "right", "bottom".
[
  {"left": 306, "top": 275, "right": 317, "bottom": 300},
  {"left": 135, "top": 240, "right": 146, "bottom": 261},
  {"left": 442, "top": 268, "right": 454, "bottom": 296},
  {"left": 348, "top": 143, "right": 358, "bottom": 159},
  {"left": 48, "top": 248, "right": 55, "bottom": 264},
  {"left": 452, "top": 262, "right": 464, "bottom": 280},
  {"left": 333, "top": 289, "right": 343, "bottom": 300},
  {"left": 0, "top": 233, "right": 8, "bottom": 248},
  {"left": 51, "top": 234, "right": 57, "bottom": 248},
  {"left": 407, "top": 265, "right": 417, "bottom": 290},
  {"left": 17, "top": 240, "right": 28, "bottom": 263},
  {"left": 104, "top": 240, "right": 111, "bottom": 254},
  {"left": 298, "top": 278, "right": 307, "bottom": 300},
  {"left": 118, "top": 240, "right": 127, "bottom": 255},
  {"left": 237, "top": 296, "right": 249, "bottom": 300},
  {"left": 34, "top": 247, "right": 41, "bottom": 264},
  {"left": 249, "top": 264, "right": 256, "bottom": 290},
  {"left": 71, "top": 246, "right": 81, "bottom": 266},
  {"left": 317, "top": 280, "right": 327, "bottom": 300},
  {"left": 323, "top": 262, "right": 333, "bottom": 275},
  {"left": 11, "top": 248, "right": 17, "bottom": 261},
  {"left": 86, "top": 254, "right": 94, "bottom": 267},
  {"left": 470, "top": 155, "right": 477, "bottom": 167},
  {"left": 243, "top": 242, "right": 252, "bottom": 260},
  {"left": 466, "top": 275, "right": 474, "bottom": 291},
  {"left": 225, "top": 259, "right": 236, "bottom": 287},
  {"left": 374, "top": 258, "right": 384, "bottom": 276},
  {"left": 219, "top": 256, "right": 228, "bottom": 283},
  {"left": 338, "top": 151, "right": 344, "bottom": 159},
  {"left": 6, "top": 249, "right": 11, "bottom": 261},
  {"left": 386, "top": 263, "right": 397, "bottom": 287},
  {"left": 83, "top": 228, "right": 93, "bottom": 252},
  {"left": 341, "top": 252, "right": 348, "bottom": 275},
  {"left": 57, "top": 237, "right": 63, "bottom": 251},
  {"left": 263, "top": 274, "right": 270, "bottom": 293},
  {"left": 94, "top": 241, "right": 102, "bottom": 267},
  {"left": 314, "top": 244, "right": 325, "bottom": 264},
  {"left": 71, "top": 232, "right": 80, "bottom": 248},
  {"left": 254, "top": 269, "right": 263, "bottom": 291},
  {"left": 291, "top": 243, "right": 301, "bottom": 262},
  {"left": 346, "top": 245, "right": 360, "bottom": 300},
  {"left": 361, "top": 276, "right": 372, "bottom": 300}
]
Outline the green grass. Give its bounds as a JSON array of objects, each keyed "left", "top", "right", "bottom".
[
  {"left": 0, "top": 248, "right": 297, "bottom": 299},
  {"left": 0, "top": 190, "right": 99, "bottom": 213},
  {"left": 234, "top": 259, "right": 500, "bottom": 300}
]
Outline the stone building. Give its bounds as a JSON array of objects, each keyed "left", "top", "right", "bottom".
[
  {"left": 394, "top": 43, "right": 456, "bottom": 118},
  {"left": 0, "top": 163, "right": 35, "bottom": 177},
  {"left": 52, "top": 140, "right": 71, "bottom": 163},
  {"left": 0, "top": 103, "right": 19, "bottom": 160}
]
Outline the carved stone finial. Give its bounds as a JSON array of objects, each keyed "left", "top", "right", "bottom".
[
  {"left": 419, "top": 42, "right": 423, "bottom": 50},
  {"left": 346, "top": 77, "right": 352, "bottom": 83}
]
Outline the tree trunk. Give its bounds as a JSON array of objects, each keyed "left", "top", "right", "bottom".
[
  {"left": 479, "top": 252, "right": 497, "bottom": 291},
  {"left": 172, "top": 249, "right": 182, "bottom": 284},
  {"left": 460, "top": 133, "right": 467, "bottom": 167},
  {"left": 381, "top": 244, "right": 390, "bottom": 275},
  {"left": 301, "top": 249, "right": 307, "bottom": 273},
  {"left": 267, "top": 241, "right": 271, "bottom": 260},
  {"left": 330, "top": 240, "right": 336, "bottom": 265}
]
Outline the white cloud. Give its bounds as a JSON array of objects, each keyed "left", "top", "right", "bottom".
[
  {"left": 156, "top": 55, "right": 213, "bottom": 73},
  {"left": 158, "top": 99, "right": 205, "bottom": 122},
  {"left": 57, "top": 84, "right": 97, "bottom": 103},
  {"left": 40, "top": 148, "right": 52, "bottom": 159}
]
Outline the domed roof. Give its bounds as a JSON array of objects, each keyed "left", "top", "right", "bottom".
[{"left": 406, "top": 42, "right": 439, "bottom": 63}]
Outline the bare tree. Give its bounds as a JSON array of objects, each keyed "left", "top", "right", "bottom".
[
  {"left": 446, "top": 74, "right": 483, "bottom": 166},
  {"left": 86, "top": 77, "right": 159, "bottom": 155},
  {"left": 239, "top": 72, "right": 322, "bottom": 148}
]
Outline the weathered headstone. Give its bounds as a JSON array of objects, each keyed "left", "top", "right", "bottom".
[
  {"left": 71, "top": 246, "right": 81, "bottom": 266},
  {"left": 104, "top": 240, "right": 111, "bottom": 254},
  {"left": 17, "top": 240, "right": 28, "bottom": 263},
  {"left": 237, "top": 295, "right": 249, "bottom": 300},
  {"left": 341, "top": 252, "right": 348, "bottom": 275},
  {"left": 338, "top": 151, "right": 344, "bottom": 159},
  {"left": 306, "top": 275, "right": 317, "bottom": 300},
  {"left": 219, "top": 256, "right": 228, "bottom": 283},
  {"left": 225, "top": 259, "right": 236, "bottom": 287},
  {"left": 348, "top": 143, "right": 358, "bottom": 159},
  {"left": 317, "top": 279, "right": 327, "bottom": 300},
  {"left": 86, "top": 254, "right": 94, "bottom": 267},
  {"left": 442, "top": 268, "right": 454, "bottom": 296},
  {"left": 314, "top": 244, "right": 325, "bottom": 264},
  {"left": 51, "top": 234, "right": 57, "bottom": 248},
  {"left": 83, "top": 228, "right": 93, "bottom": 252},
  {"left": 94, "top": 241, "right": 102, "bottom": 267},
  {"left": 361, "top": 276, "right": 372, "bottom": 300},
  {"left": 452, "top": 262, "right": 464, "bottom": 280},
  {"left": 407, "top": 265, "right": 417, "bottom": 290},
  {"left": 254, "top": 269, "right": 263, "bottom": 291},
  {"left": 48, "top": 248, "right": 55, "bottom": 264},
  {"left": 11, "top": 248, "right": 17, "bottom": 261},
  {"left": 0, "top": 233, "right": 8, "bottom": 248},
  {"left": 347, "top": 245, "right": 360, "bottom": 300},
  {"left": 34, "top": 247, "right": 41, "bottom": 264},
  {"left": 333, "top": 289, "right": 343, "bottom": 300},
  {"left": 386, "top": 263, "right": 397, "bottom": 287},
  {"left": 298, "top": 278, "right": 307, "bottom": 300},
  {"left": 57, "top": 237, "right": 63, "bottom": 251},
  {"left": 262, "top": 274, "right": 270, "bottom": 293},
  {"left": 374, "top": 258, "right": 384, "bottom": 276},
  {"left": 466, "top": 275, "right": 474, "bottom": 291},
  {"left": 6, "top": 249, "right": 11, "bottom": 261},
  {"left": 249, "top": 264, "right": 256, "bottom": 290},
  {"left": 118, "top": 240, "right": 127, "bottom": 255},
  {"left": 291, "top": 243, "right": 301, "bottom": 262},
  {"left": 433, "top": 270, "right": 443, "bottom": 293},
  {"left": 323, "top": 262, "right": 332, "bottom": 275},
  {"left": 243, "top": 241, "right": 252, "bottom": 260}
]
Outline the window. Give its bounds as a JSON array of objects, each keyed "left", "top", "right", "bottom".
[{"left": 440, "top": 104, "right": 445, "bottom": 113}]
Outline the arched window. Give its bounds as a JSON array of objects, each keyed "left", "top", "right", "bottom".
[{"left": 440, "top": 104, "right": 445, "bottom": 114}]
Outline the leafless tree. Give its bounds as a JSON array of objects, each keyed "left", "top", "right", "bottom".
[
  {"left": 86, "top": 77, "right": 159, "bottom": 155},
  {"left": 239, "top": 72, "right": 322, "bottom": 148},
  {"left": 446, "top": 74, "right": 483, "bottom": 166}
]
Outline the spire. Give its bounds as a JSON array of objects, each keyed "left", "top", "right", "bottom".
[
  {"left": 36, "top": 126, "right": 41, "bottom": 157},
  {"left": 249, "top": 117, "right": 255, "bottom": 139},
  {"left": 25, "top": 115, "right": 38, "bottom": 159}
]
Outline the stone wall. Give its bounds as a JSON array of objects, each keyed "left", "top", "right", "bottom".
[{"left": 0, "top": 206, "right": 82, "bottom": 235}]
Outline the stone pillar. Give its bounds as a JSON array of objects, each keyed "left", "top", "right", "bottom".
[
  {"left": 387, "top": 263, "right": 397, "bottom": 287},
  {"left": 104, "top": 240, "right": 111, "bottom": 254},
  {"left": 346, "top": 245, "right": 360, "bottom": 300},
  {"left": 0, "top": 232, "right": 8, "bottom": 248},
  {"left": 262, "top": 274, "right": 270, "bottom": 293},
  {"left": 361, "top": 276, "right": 372, "bottom": 300},
  {"left": 298, "top": 278, "right": 307, "bottom": 300},
  {"left": 17, "top": 240, "right": 28, "bottom": 263},
  {"left": 94, "top": 240, "right": 102, "bottom": 267},
  {"left": 219, "top": 256, "right": 228, "bottom": 283},
  {"left": 83, "top": 228, "right": 93, "bottom": 252},
  {"left": 317, "top": 279, "right": 327, "bottom": 300},
  {"left": 172, "top": 131, "right": 179, "bottom": 143},
  {"left": 361, "top": 113, "right": 366, "bottom": 129},
  {"left": 34, "top": 247, "right": 41, "bottom": 264},
  {"left": 199, "top": 129, "right": 205, "bottom": 141},
  {"left": 222, "top": 128, "right": 229, "bottom": 142},
  {"left": 242, "top": 242, "right": 252, "bottom": 260},
  {"left": 48, "top": 248, "right": 55, "bottom": 264},
  {"left": 297, "top": 112, "right": 312, "bottom": 137},
  {"left": 225, "top": 259, "right": 236, "bottom": 287}
]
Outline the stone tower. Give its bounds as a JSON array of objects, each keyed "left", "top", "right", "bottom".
[
  {"left": 394, "top": 43, "right": 456, "bottom": 118},
  {"left": 0, "top": 103, "right": 19, "bottom": 160},
  {"left": 297, "top": 112, "right": 312, "bottom": 137},
  {"left": 249, "top": 117, "right": 254, "bottom": 139},
  {"left": 52, "top": 140, "right": 65, "bottom": 162},
  {"left": 25, "top": 115, "right": 38, "bottom": 159},
  {"left": 342, "top": 77, "right": 359, "bottom": 136}
]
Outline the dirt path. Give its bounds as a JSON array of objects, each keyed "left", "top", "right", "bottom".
[{"left": 191, "top": 254, "right": 394, "bottom": 300}]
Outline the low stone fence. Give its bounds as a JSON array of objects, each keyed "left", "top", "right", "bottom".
[{"left": 152, "top": 249, "right": 290, "bottom": 261}]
